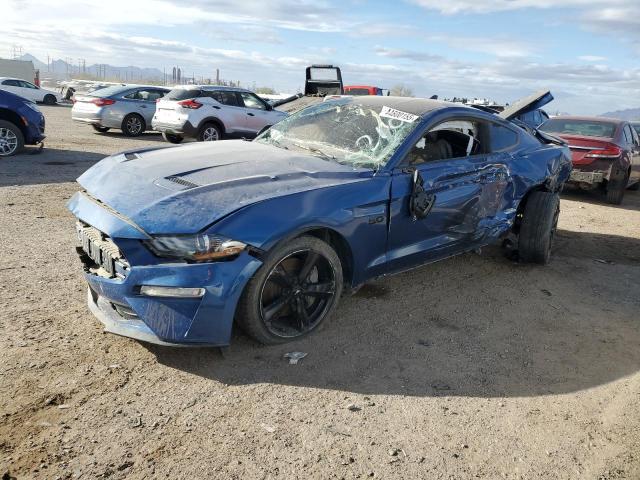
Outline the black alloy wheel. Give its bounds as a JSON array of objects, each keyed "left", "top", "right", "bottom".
[{"left": 236, "top": 236, "right": 343, "bottom": 344}]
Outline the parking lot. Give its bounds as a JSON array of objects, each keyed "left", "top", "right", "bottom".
[{"left": 1, "top": 105, "right": 639, "bottom": 479}]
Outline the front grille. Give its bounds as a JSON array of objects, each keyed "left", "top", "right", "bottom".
[{"left": 76, "top": 221, "right": 129, "bottom": 279}]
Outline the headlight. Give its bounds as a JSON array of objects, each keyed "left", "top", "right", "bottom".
[{"left": 145, "top": 234, "right": 246, "bottom": 262}]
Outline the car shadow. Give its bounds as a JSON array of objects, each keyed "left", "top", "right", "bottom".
[
  {"left": 92, "top": 131, "right": 165, "bottom": 142},
  {"left": 0, "top": 148, "right": 105, "bottom": 187},
  {"left": 562, "top": 184, "right": 640, "bottom": 212},
  {"left": 149, "top": 229, "right": 640, "bottom": 399}
]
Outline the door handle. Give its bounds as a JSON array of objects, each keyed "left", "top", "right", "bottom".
[
  {"left": 247, "top": 112, "right": 255, "bottom": 116},
  {"left": 140, "top": 105, "right": 147, "bottom": 108}
]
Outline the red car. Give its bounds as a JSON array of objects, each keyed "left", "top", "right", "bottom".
[
  {"left": 343, "top": 85, "right": 385, "bottom": 96},
  {"left": 540, "top": 116, "right": 640, "bottom": 204}
]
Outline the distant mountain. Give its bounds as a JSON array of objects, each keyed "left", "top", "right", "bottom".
[
  {"left": 18, "top": 53, "right": 164, "bottom": 82},
  {"left": 600, "top": 107, "right": 640, "bottom": 121}
]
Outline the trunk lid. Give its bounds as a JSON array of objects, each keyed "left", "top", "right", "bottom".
[
  {"left": 499, "top": 90, "right": 554, "bottom": 121},
  {"left": 553, "top": 134, "right": 616, "bottom": 165}
]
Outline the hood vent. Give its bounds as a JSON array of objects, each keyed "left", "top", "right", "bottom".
[{"left": 165, "top": 176, "right": 201, "bottom": 189}]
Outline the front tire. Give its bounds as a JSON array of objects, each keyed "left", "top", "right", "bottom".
[
  {"left": 122, "top": 113, "right": 145, "bottom": 137},
  {"left": 198, "top": 122, "right": 222, "bottom": 142},
  {"left": 236, "top": 236, "right": 343, "bottom": 345},
  {"left": 0, "top": 120, "right": 24, "bottom": 157},
  {"left": 92, "top": 125, "right": 110, "bottom": 133},
  {"left": 162, "top": 132, "right": 184, "bottom": 144},
  {"left": 518, "top": 191, "right": 560, "bottom": 265},
  {"left": 43, "top": 94, "right": 57, "bottom": 105}
]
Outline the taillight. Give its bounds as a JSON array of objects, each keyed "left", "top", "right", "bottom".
[
  {"left": 178, "top": 99, "right": 202, "bottom": 109},
  {"left": 91, "top": 98, "right": 116, "bottom": 107},
  {"left": 585, "top": 145, "right": 622, "bottom": 159}
]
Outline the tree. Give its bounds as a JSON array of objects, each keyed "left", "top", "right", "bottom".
[
  {"left": 255, "top": 86, "right": 276, "bottom": 95},
  {"left": 390, "top": 84, "right": 414, "bottom": 97}
]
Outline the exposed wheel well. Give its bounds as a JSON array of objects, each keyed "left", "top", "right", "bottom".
[
  {"left": 0, "top": 108, "right": 26, "bottom": 138},
  {"left": 512, "top": 185, "right": 551, "bottom": 235},
  {"left": 295, "top": 228, "right": 354, "bottom": 288}
]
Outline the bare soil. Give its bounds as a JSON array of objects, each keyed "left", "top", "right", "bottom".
[{"left": 1, "top": 105, "right": 639, "bottom": 479}]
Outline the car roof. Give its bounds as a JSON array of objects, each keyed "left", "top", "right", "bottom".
[
  {"left": 172, "top": 85, "right": 252, "bottom": 93},
  {"left": 339, "top": 96, "right": 467, "bottom": 116},
  {"left": 551, "top": 115, "right": 624, "bottom": 125}
]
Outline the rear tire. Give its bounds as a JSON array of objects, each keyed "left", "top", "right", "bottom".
[
  {"left": 92, "top": 125, "right": 110, "bottom": 133},
  {"left": 517, "top": 191, "right": 560, "bottom": 265},
  {"left": 198, "top": 122, "right": 222, "bottom": 142},
  {"left": 162, "top": 132, "right": 184, "bottom": 144},
  {"left": 121, "top": 113, "right": 145, "bottom": 137},
  {"left": 236, "top": 236, "right": 343, "bottom": 345},
  {"left": 605, "top": 169, "right": 628, "bottom": 205},
  {"left": 0, "top": 120, "right": 24, "bottom": 157},
  {"left": 43, "top": 94, "right": 57, "bottom": 105}
]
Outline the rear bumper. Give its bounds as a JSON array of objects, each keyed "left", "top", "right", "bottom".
[
  {"left": 152, "top": 120, "right": 197, "bottom": 137},
  {"left": 72, "top": 116, "right": 102, "bottom": 125},
  {"left": 568, "top": 170, "right": 605, "bottom": 185}
]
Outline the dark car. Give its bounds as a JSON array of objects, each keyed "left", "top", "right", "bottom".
[
  {"left": 0, "top": 89, "right": 45, "bottom": 156},
  {"left": 540, "top": 116, "right": 640, "bottom": 204},
  {"left": 68, "top": 92, "right": 571, "bottom": 347}
]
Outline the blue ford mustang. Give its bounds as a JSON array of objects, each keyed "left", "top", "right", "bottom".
[{"left": 68, "top": 93, "right": 571, "bottom": 346}]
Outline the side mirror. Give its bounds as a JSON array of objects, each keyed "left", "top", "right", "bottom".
[
  {"left": 265, "top": 103, "right": 273, "bottom": 111},
  {"left": 409, "top": 169, "right": 436, "bottom": 220}
]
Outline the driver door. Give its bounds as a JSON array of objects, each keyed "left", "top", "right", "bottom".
[{"left": 385, "top": 117, "right": 511, "bottom": 273}]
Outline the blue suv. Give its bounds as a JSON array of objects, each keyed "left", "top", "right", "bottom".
[{"left": 0, "top": 90, "right": 46, "bottom": 156}]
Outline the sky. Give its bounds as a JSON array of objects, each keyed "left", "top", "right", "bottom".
[{"left": 2, "top": 0, "right": 639, "bottom": 114}]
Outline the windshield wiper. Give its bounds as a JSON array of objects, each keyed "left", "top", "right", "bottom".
[{"left": 290, "top": 142, "right": 337, "bottom": 162}]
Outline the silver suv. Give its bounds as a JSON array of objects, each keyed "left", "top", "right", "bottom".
[
  {"left": 152, "top": 86, "right": 287, "bottom": 143},
  {"left": 72, "top": 85, "right": 170, "bottom": 136}
]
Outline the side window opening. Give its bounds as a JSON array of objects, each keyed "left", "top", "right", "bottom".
[
  {"left": 239, "top": 92, "right": 267, "bottom": 110},
  {"left": 623, "top": 125, "right": 633, "bottom": 145},
  {"left": 406, "top": 119, "right": 487, "bottom": 165}
]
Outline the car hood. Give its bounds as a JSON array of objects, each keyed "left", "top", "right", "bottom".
[{"left": 76, "top": 140, "right": 368, "bottom": 235}]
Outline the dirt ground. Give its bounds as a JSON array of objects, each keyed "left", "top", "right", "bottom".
[{"left": 1, "top": 105, "right": 639, "bottom": 479}]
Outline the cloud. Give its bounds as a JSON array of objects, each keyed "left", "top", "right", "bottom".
[
  {"left": 578, "top": 55, "right": 607, "bottom": 62},
  {"left": 429, "top": 35, "right": 537, "bottom": 58},
  {"left": 407, "top": 0, "right": 634, "bottom": 15},
  {"left": 374, "top": 46, "right": 444, "bottom": 63}
]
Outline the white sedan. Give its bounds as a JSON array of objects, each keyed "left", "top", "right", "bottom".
[{"left": 0, "top": 77, "right": 60, "bottom": 104}]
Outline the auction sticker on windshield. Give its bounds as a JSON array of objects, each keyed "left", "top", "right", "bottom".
[{"left": 380, "top": 106, "right": 419, "bottom": 123}]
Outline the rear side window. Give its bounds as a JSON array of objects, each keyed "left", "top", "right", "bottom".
[
  {"left": 125, "top": 89, "right": 166, "bottom": 101},
  {"left": 2, "top": 79, "right": 21, "bottom": 86},
  {"left": 210, "top": 90, "right": 240, "bottom": 107},
  {"left": 165, "top": 88, "right": 202, "bottom": 101},
  {"left": 491, "top": 124, "right": 519, "bottom": 151},
  {"left": 623, "top": 125, "right": 633, "bottom": 145}
]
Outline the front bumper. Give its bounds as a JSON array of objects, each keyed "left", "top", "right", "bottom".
[{"left": 81, "top": 250, "right": 262, "bottom": 346}]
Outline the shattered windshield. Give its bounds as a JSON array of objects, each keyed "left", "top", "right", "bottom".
[{"left": 255, "top": 100, "right": 420, "bottom": 169}]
